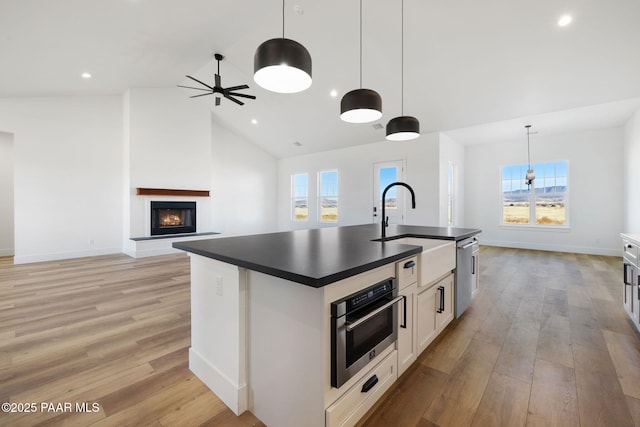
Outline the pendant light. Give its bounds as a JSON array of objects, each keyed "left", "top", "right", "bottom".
[
  {"left": 525, "top": 125, "right": 535, "bottom": 187},
  {"left": 340, "top": 0, "right": 382, "bottom": 123},
  {"left": 386, "top": 0, "right": 419, "bottom": 140},
  {"left": 254, "top": 0, "right": 312, "bottom": 93}
]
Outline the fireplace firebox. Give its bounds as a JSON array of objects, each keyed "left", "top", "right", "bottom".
[{"left": 150, "top": 201, "right": 196, "bottom": 236}]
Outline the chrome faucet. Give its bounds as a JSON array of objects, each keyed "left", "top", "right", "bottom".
[{"left": 381, "top": 182, "right": 416, "bottom": 241}]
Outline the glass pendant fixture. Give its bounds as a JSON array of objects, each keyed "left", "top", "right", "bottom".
[
  {"left": 254, "top": 0, "right": 312, "bottom": 93},
  {"left": 340, "top": 0, "right": 382, "bottom": 123},
  {"left": 386, "top": 0, "right": 419, "bottom": 140},
  {"left": 525, "top": 124, "right": 535, "bottom": 187}
]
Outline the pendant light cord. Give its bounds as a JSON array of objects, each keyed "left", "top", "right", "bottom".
[
  {"left": 282, "top": 0, "right": 285, "bottom": 38},
  {"left": 526, "top": 125, "right": 532, "bottom": 168},
  {"left": 401, "top": 0, "right": 404, "bottom": 115},
  {"left": 359, "top": 0, "right": 363, "bottom": 88}
]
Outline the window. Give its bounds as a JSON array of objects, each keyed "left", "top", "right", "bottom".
[
  {"left": 501, "top": 160, "right": 568, "bottom": 226},
  {"left": 319, "top": 170, "right": 338, "bottom": 222},
  {"left": 291, "top": 173, "right": 308, "bottom": 221}
]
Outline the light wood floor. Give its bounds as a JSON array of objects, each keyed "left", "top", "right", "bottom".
[{"left": 1, "top": 247, "right": 640, "bottom": 426}]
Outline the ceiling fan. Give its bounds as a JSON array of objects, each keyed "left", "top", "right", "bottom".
[{"left": 178, "top": 53, "right": 256, "bottom": 106}]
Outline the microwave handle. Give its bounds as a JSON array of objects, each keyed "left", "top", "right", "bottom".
[{"left": 345, "top": 296, "right": 404, "bottom": 332}]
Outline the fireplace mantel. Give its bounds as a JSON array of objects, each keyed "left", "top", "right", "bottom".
[{"left": 136, "top": 188, "right": 210, "bottom": 197}]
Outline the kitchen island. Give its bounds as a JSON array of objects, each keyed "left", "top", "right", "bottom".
[{"left": 173, "top": 224, "right": 480, "bottom": 427}]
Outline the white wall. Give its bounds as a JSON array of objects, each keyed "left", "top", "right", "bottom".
[
  {"left": 211, "top": 120, "right": 278, "bottom": 236},
  {"left": 624, "top": 109, "right": 640, "bottom": 232},
  {"left": 0, "top": 132, "right": 14, "bottom": 256},
  {"left": 125, "top": 88, "right": 213, "bottom": 240},
  {"left": 277, "top": 133, "right": 440, "bottom": 231},
  {"left": 0, "top": 96, "right": 123, "bottom": 263},
  {"left": 465, "top": 127, "right": 624, "bottom": 255}
]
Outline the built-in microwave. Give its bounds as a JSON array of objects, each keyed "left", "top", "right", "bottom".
[{"left": 330, "top": 277, "right": 402, "bottom": 388}]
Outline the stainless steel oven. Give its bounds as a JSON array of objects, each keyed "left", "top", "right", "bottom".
[{"left": 331, "top": 277, "right": 402, "bottom": 388}]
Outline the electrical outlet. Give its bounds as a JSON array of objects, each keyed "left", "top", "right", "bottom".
[{"left": 216, "top": 275, "right": 223, "bottom": 296}]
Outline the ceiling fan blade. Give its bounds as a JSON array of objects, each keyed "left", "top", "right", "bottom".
[
  {"left": 224, "top": 94, "right": 244, "bottom": 106},
  {"left": 215, "top": 74, "right": 221, "bottom": 88},
  {"left": 227, "top": 92, "right": 256, "bottom": 100},
  {"left": 185, "top": 75, "right": 214, "bottom": 90},
  {"left": 190, "top": 92, "right": 214, "bottom": 98},
  {"left": 215, "top": 97, "right": 220, "bottom": 106},
  {"left": 224, "top": 85, "right": 249, "bottom": 92},
  {"left": 177, "top": 85, "right": 211, "bottom": 91}
]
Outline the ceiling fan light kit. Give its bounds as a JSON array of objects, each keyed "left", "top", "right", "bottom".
[
  {"left": 178, "top": 53, "right": 256, "bottom": 106},
  {"left": 340, "top": 0, "right": 383, "bottom": 124},
  {"left": 254, "top": 0, "right": 312, "bottom": 93},
  {"left": 386, "top": 0, "right": 420, "bottom": 141}
]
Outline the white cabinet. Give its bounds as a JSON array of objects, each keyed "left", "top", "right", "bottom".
[
  {"left": 396, "top": 256, "right": 418, "bottom": 377},
  {"left": 416, "top": 283, "right": 438, "bottom": 354},
  {"left": 623, "top": 237, "right": 640, "bottom": 327},
  {"left": 472, "top": 244, "right": 480, "bottom": 297},
  {"left": 325, "top": 350, "right": 397, "bottom": 427},
  {"left": 397, "top": 281, "right": 417, "bottom": 376},
  {"left": 416, "top": 273, "right": 454, "bottom": 354}
]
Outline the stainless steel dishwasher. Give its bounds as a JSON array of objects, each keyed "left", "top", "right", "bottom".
[{"left": 455, "top": 236, "right": 479, "bottom": 317}]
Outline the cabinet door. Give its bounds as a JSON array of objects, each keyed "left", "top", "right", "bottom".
[
  {"left": 435, "top": 274, "right": 454, "bottom": 332},
  {"left": 624, "top": 263, "right": 636, "bottom": 318},
  {"left": 397, "top": 282, "right": 417, "bottom": 376},
  {"left": 471, "top": 250, "right": 480, "bottom": 297},
  {"left": 416, "top": 285, "right": 437, "bottom": 355}
]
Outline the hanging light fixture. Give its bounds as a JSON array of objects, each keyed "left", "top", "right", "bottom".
[
  {"left": 525, "top": 124, "right": 535, "bottom": 187},
  {"left": 254, "top": 0, "right": 312, "bottom": 93},
  {"left": 386, "top": 0, "right": 420, "bottom": 141},
  {"left": 340, "top": 0, "right": 382, "bottom": 123}
]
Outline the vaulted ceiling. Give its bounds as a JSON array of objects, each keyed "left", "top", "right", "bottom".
[{"left": 2, "top": 0, "right": 640, "bottom": 157}]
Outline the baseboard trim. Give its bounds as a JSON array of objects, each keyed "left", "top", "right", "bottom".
[
  {"left": 189, "top": 348, "right": 248, "bottom": 416},
  {"left": 13, "top": 248, "right": 122, "bottom": 264},
  {"left": 479, "top": 239, "right": 619, "bottom": 257}
]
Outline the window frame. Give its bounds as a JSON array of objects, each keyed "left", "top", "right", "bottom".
[
  {"left": 500, "top": 160, "right": 570, "bottom": 229},
  {"left": 291, "top": 173, "right": 309, "bottom": 222},
  {"left": 318, "top": 169, "right": 339, "bottom": 223}
]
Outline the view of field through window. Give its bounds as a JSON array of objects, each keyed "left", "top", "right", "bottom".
[
  {"left": 502, "top": 161, "right": 568, "bottom": 225},
  {"left": 319, "top": 170, "right": 338, "bottom": 222},
  {"left": 292, "top": 173, "right": 308, "bottom": 221}
]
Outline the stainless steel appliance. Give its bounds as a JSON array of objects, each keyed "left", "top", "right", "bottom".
[
  {"left": 331, "top": 277, "right": 402, "bottom": 388},
  {"left": 455, "top": 237, "right": 479, "bottom": 318}
]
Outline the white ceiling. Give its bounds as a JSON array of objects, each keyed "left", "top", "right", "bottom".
[{"left": 2, "top": 0, "right": 640, "bottom": 158}]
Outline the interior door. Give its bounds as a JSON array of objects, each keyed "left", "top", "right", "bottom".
[{"left": 373, "top": 160, "right": 405, "bottom": 225}]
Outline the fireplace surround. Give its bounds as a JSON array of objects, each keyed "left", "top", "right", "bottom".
[{"left": 150, "top": 201, "right": 196, "bottom": 236}]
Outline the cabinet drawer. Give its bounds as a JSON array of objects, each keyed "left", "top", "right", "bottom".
[
  {"left": 623, "top": 240, "right": 638, "bottom": 264},
  {"left": 397, "top": 256, "right": 418, "bottom": 290},
  {"left": 325, "top": 350, "right": 397, "bottom": 427}
]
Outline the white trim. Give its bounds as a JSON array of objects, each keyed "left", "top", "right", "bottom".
[
  {"left": 0, "top": 248, "right": 14, "bottom": 257},
  {"left": 13, "top": 247, "right": 122, "bottom": 264},
  {"left": 189, "top": 348, "right": 248, "bottom": 415},
  {"left": 499, "top": 224, "right": 571, "bottom": 232},
  {"left": 480, "top": 240, "right": 619, "bottom": 257}
]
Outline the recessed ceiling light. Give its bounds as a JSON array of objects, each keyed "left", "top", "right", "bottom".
[
  {"left": 81, "top": 72, "right": 92, "bottom": 79},
  {"left": 558, "top": 14, "right": 572, "bottom": 27},
  {"left": 251, "top": 119, "right": 258, "bottom": 125},
  {"left": 330, "top": 89, "right": 338, "bottom": 98}
]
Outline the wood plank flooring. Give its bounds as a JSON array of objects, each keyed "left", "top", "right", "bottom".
[
  {"left": 361, "top": 246, "right": 640, "bottom": 427},
  {"left": 1, "top": 247, "right": 640, "bottom": 426}
]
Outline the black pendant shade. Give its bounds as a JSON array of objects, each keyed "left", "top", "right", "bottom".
[
  {"left": 254, "top": 38, "right": 312, "bottom": 93},
  {"left": 386, "top": 115, "right": 420, "bottom": 141},
  {"left": 340, "top": 88, "right": 382, "bottom": 123}
]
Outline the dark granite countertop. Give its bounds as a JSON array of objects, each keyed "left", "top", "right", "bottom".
[{"left": 173, "top": 224, "right": 481, "bottom": 288}]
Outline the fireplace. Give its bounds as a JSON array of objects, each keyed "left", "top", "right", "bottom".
[{"left": 150, "top": 201, "right": 196, "bottom": 236}]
